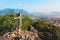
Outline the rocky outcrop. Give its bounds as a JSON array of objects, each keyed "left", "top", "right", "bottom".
[{"left": 3, "top": 28, "right": 41, "bottom": 40}]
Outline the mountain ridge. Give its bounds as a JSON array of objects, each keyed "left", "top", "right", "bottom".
[{"left": 0, "top": 8, "right": 28, "bottom": 15}]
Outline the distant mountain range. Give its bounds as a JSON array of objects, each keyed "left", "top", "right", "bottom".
[
  {"left": 0, "top": 8, "right": 28, "bottom": 15},
  {"left": 0, "top": 8, "right": 51, "bottom": 19},
  {"left": 0, "top": 8, "right": 60, "bottom": 19}
]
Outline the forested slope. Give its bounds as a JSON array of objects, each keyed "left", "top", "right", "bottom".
[{"left": 0, "top": 13, "right": 60, "bottom": 40}]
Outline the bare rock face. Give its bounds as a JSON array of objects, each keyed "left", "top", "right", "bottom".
[{"left": 3, "top": 28, "right": 41, "bottom": 40}]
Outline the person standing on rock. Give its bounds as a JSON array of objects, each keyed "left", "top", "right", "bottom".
[{"left": 14, "top": 13, "right": 23, "bottom": 35}]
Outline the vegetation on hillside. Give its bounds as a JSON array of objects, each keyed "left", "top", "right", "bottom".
[
  {"left": 0, "top": 13, "right": 18, "bottom": 35},
  {"left": 0, "top": 13, "right": 60, "bottom": 40}
]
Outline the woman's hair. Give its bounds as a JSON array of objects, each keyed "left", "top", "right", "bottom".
[{"left": 18, "top": 13, "right": 20, "bottom": 16}]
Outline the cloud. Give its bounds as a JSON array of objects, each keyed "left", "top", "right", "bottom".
[
  {"left": 14, "top": 3, "right": 60, "bottom": 13},
  {"left": 17, "top": 4, "right": 23, "bottom": 7},
  {"left": 28, "top": 3, "right": 60, "bottom": 12}
]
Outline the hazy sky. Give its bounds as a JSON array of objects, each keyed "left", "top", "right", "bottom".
[{"left": 0, "top": 0, "right": 60, "bottom": 12}]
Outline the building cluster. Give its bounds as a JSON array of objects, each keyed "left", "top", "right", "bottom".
[{"left": 46, "top": 17, "right": 60, "bottom": 27}]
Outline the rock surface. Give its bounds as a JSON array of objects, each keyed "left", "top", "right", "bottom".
[{"left": 3, "top": 28, "right": 41, "bottom": 40}]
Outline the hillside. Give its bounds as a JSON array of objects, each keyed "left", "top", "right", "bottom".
[{"left": 0, "top": 13, "right": 60, "bottom": 40}]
